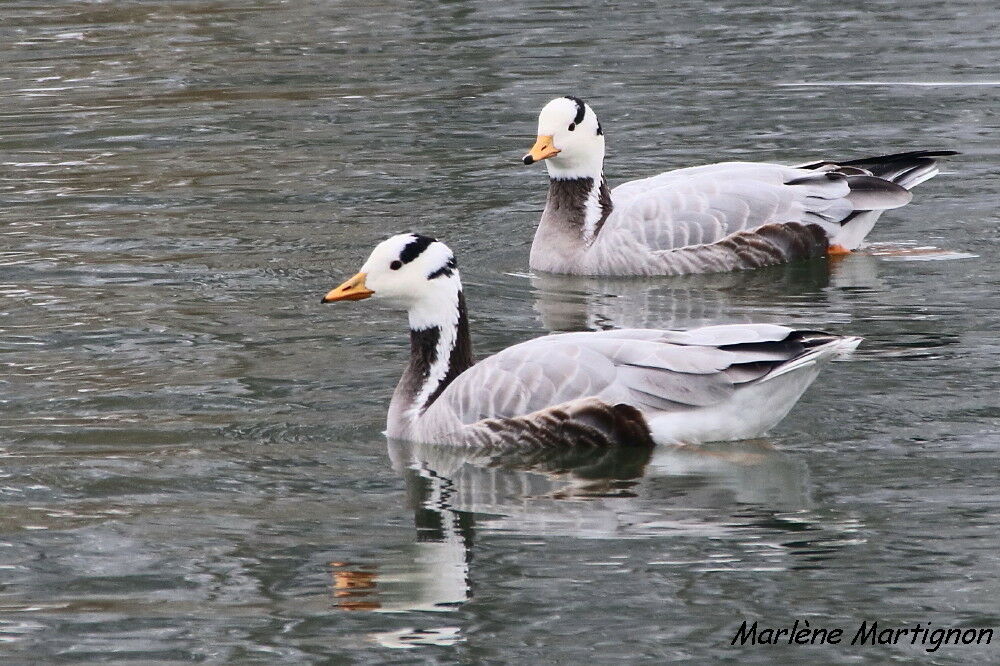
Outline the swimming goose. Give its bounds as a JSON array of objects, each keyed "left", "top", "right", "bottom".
[
  {"left": 522, "top": 96, "right": 957, "bottom": 276},
  {"left": 322, "top": 233, "right": 861, "bottom": 447}
]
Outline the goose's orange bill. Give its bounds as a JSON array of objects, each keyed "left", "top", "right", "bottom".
[
  {"left": 322, "top": 272, "right": 374, "bottom": 303},
  {"left": 522, "top": 135, "right": 560, "bottom": 165}
]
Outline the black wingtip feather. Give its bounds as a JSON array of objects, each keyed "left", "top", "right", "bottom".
[
  {"left": 799, "top": 150, "right": 959, "bottom": 174},
  {"left": 798, "top": 150, "right": 958, "bottom": 189},
  {"left": 837, "top": 150, "right": 959, "bottom": 167}
]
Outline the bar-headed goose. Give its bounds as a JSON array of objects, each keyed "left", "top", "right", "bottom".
[
  {"left": 322, "top": 234, "right": 861, "bottom": 447},
  {"left": 522, "top": 96, "right": 957, "bottom": 276}
]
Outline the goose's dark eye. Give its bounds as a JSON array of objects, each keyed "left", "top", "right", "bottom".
[
  {"left": 568, "top": 123, "right": 576, "bottom": 132},
  {"left": 390, "top": 260, "right": 402, "bottom": 270}
]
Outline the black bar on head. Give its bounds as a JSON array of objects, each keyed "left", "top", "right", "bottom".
[
  {"left": 564, "top": 96, "right": 586, "bottom": 125},
  {"left": 399, "top": 234, "right": 436, "bottom": 264}
]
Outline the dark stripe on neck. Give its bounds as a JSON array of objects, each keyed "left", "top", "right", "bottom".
[
  {"left": 406, "top": 291, "right": 475, "bottom": 414},
  {"left": 592, "top": 175, "right": 613, "bottom": 238},
  {"left": 400, "top": 234, "right": 436, "bottom": 264},
  {"left": 546, "top": 176, "right": 614, "bottom": 241}
]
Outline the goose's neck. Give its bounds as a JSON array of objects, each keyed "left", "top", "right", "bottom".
[
  {"left": 531, "top": 175, "right": 613, "bottom": 269},
  {"left": 391, "top": 291, "right": 475, "bottom": 431}
]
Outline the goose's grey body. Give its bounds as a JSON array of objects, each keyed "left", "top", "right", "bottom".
[
  {"left": 322, "top": 234, "right": 861, "bottom": 449},
  {"left": 401, "top": 324, "right": 860, "bottom": 448},
  {"left": 524, "top": 97, "right": 957, "bottom": 276}
]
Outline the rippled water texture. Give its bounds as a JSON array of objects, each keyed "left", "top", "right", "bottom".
[{"left": 1, "top": 1, "right": 998, "bottom": 662}]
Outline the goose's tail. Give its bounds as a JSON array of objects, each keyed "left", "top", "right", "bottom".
[
  {"left": 761, "top": 332, "right": 863, "bottom": 382},
  {"left": 796, "top": 150, "right": 958, "bottom": 252},
  {"left": 831, "top": 150, "right": 960, "bottom": 190}
]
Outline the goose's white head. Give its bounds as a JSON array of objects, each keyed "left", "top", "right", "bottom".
[
  {"left": 322, "top": 234, "right": 460, "bottom": 330},
  {"left": 523, "top": 96, "right": 605, "bottom": 180}
]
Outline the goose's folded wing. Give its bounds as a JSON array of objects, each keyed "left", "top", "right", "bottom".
[
  {"left": 422, "top": 325, "right": 809, "bottom": 428},
  {"left": 600, "top": 162, "right": 853, "bottom": 252}
]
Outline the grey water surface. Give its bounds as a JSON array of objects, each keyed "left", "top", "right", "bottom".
[{"left": 1, "top": 0, "right": 999, "bottom": 663}]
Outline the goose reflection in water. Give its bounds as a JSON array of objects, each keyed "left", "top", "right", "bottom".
[
  {"left": 530, "top": 252, "right": 883, "bottom": 333},
  {"left": 330, "top": 438, "right": 864, "bottom": 613},
  {"left": 330, "top": 457, "right": 474, "bottom": 613}
]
